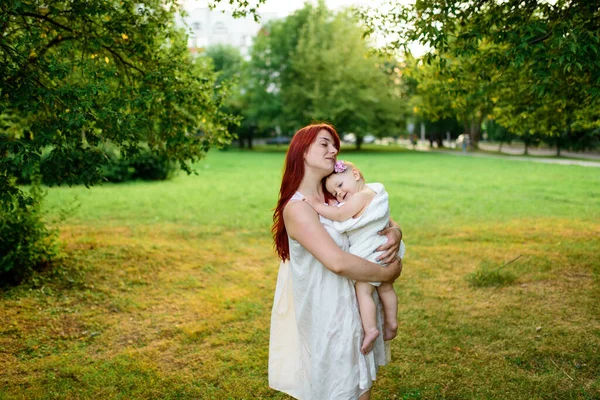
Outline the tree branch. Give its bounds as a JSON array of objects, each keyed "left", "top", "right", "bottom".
[
  {"left": 37, "top": 35, "right": 73, "bottom": 59},
  {"left": 19, "top": 11, "right": 74, "bottom": 33},
  {"left": 101, "top": 45, "right": 145, "bottom": 75},
  {"left": 528, "top": 29, "right": 552, "bottom": 45},
  {"left": 16, "top": 10, "right": 145, "bottom": 77}
]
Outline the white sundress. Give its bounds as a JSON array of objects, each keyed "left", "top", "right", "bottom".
[{"left": 269, "top": 192, "right": 390, "bottom": 400}]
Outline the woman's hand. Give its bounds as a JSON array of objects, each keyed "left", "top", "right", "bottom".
[
  {"left": 383, "top": 257, "right": 403, "bottom": 283},
  {"left": 376, "top": 225, "right": 402, "bottom": 264}
]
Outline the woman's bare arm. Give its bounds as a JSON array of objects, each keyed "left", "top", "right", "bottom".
[{"left": 284, "top": 200, "right": 402, "bottom": 282}]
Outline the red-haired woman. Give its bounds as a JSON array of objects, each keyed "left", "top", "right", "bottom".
[{"left": 269, "top": 123, "right": 403, "bottom": 399}]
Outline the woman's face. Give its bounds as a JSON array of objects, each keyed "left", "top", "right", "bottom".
[{"left": 304, "top": 129, "right": 338, "bottom": 174}]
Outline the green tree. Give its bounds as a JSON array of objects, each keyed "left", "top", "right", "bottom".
[
  {"left": 245, "top": 1, "right": 406, "bottom": 148},
  {"left": 406, "top": 49, "right": 497, "bottom": 146},
  {"left": 243, "top": 7, "right": 314, "bottom": 136},
  {"left": 0, "top": 0, "right": 238, "bottom": 210},
  {"left": 360, "top": 0, "right": 600, "bottom": 150},
  {"left": 204, "top": 44, "right": 244, "bottom": 85},
  {"left": 202, "top": 45, "right": 251, "bottom": 147}
]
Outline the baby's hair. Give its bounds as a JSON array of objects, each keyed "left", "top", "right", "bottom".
[
  {"left": 322, "top": 160, "right": 364, "bottom": 202},
  {"left": 331, "top": 160, "right": 364, "bottom": 179}
]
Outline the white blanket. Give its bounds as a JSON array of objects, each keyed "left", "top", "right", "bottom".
[{"left": 333, "top": 183, "right": 405, "bottom": 286}]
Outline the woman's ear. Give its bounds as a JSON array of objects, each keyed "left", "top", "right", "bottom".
[{"left": 352, "top": 168, "right": 360, "bottom": 181}]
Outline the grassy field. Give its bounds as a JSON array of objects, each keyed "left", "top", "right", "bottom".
[{"left": 1, "top": 148, "right": 599, "bottom": 399}]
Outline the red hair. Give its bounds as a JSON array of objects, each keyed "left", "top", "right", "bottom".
[{"left": 272, "top": 123, "right": 341, "bottom": 261}]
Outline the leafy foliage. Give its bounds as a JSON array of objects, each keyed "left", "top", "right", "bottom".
[
  {"left": 0, "top": 176, "right": 58, "bottom": 287},
  {"left": 101, "top": 148, "right": 176, "bottom": 183},
  {"left": 201, "top": 45, "right": 257, "bottom": 147},
  {"left": 360, "top": 0, "right": 600, "bottom": 149},
  {"left": 128, "top": 149, "right": 177, "bottom": 181},
  {"left": 0, "top": 0, "right": 238, "bottom": 210},
  {"left": 243, "top": 1, "right": 406, "bottom": 147},
  {"left": 405, "top": 51, "right": 496, "bottom": 145}
]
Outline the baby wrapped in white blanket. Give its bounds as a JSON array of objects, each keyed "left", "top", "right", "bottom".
[
  {"left": 333, "top": 183, "right": 406, "bottom": 287},
  {"left": 303, "top": 160, "right": 405, "bottom": 355}
]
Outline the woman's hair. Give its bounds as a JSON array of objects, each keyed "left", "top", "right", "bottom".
[{"left": 272, "top": 123, "right": 340, "bottom": 261}]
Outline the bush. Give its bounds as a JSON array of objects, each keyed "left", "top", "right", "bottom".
[
  {"left": 101, "top": 147, "right": 134, "bottom": 183},
  {"left": 0, "top": 180, "right": 58, "bottom": 287},
  {"left": 129, "top": 149, "right": 176, "bottom": 181},
  {"left": 17, "top": 146, "right": 176, "bottom": 184}
]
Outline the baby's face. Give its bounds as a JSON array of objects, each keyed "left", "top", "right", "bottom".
[{"left": 326, "top": 170, "right": 360, "bottom": 203}]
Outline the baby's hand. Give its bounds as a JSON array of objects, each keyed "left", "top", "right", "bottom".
[{"left": 302, "top": 196, "right": 319, "bottom": 209}]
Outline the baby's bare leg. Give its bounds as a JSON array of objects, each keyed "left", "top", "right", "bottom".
[
  {"left": 377, "top": 282, "right": 398, "bottom": 340},
  {"left": 355, "top": 281, "right": 379, "bottom": 355}
]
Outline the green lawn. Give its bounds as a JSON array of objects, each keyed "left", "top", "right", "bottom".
[{"left": 1, "top": 149, "right": 599, "bottom": 399}]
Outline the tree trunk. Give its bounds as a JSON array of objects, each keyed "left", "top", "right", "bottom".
[
  {"left": 238, "top": 135, "right": 245, "bottom": 148},
  {"left": 524, "top": 142, "right": 529, "bottom": 155},
  {"left": 469, "top": 116, "right": 483, "bottom": 147},
  {"left": 558, "top": 110, "right": 572, "bottom": 157},
  {"left": 355, "top": 136, "right": 363, "bottom": 150},
  {"left": 463, "top": 115, "right": 482, "bottom": 148},
  {"left": 247, "top": 128, "right": 254, "bottom": 150},
  {"left": 499, "top": 140, "right": 503, "bottom": 152},
  {"left": 436, "top": 136, "right": 443, "bottom": 148}
]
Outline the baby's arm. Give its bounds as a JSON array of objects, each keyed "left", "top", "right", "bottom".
[{"left": 302, "top": 192, "right": 370, "bottom": 221}]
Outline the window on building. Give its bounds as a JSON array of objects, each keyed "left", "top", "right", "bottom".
[
  {"left": 213, "top": 22, "right": 227, "bottom": 34},
  {"left": 192, "top": 22, "right": 201, "bottom": 31}
]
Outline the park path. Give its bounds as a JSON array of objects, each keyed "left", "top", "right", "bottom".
[{"left": 435, "top": 149, "right": 600, "bottom": 168}]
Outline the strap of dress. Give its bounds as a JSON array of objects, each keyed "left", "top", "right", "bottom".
[{"left": 290, "top": 191, "right": 304, "bottom": 202}]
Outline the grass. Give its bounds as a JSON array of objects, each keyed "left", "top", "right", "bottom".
[
  {"left": 465, "top": 258, "right": 519, "bottom": 288},
  {"left": 1, "top": 148, "right": 599, "bottom": 399}
]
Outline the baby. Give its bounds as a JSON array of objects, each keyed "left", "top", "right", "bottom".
[{"left": 303, "top": 160, "right": 405, "bottom": 354}]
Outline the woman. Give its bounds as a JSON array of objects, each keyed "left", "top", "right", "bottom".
[{"left": 269, "top": 123, "right": 403, "bottom": 399}]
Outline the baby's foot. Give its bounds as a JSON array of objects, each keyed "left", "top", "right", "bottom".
[
  {"left": 361, "top": 329, "right": 380, "bottom": 355},
  {"left": 383, "top": 321, "right": 398, "bottom": 341}
]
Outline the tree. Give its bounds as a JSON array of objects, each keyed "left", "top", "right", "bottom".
[
  {"left": 243, "top": 7, "right": 314, "bottom": 136},
  {"left": 204, "top": 44, "right": 244, "bottom": 85},
  {"left": 244, "top": 1, "right": 406, "bottom": 148},
  {"left": 360, "top": 0, "right": 600, "bottom": 150},
  {"left": 202, "top": 45, "right": 250, "bottom": 147},
  {"left": 0, "top": 0, "right": 239, "bottom": 210},
  {"left": 484, "top": 118, "right": 515, "bottom": 152},
  {"left": 405, "top": 50, "right": 496, "bottom": 146}
]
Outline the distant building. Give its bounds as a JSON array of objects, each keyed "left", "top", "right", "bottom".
[{"left": 178, "top": 1, "right": 278, "bottom": 57}]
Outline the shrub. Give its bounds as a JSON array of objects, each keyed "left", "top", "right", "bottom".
[
  {"left": 129, "top": 149, "right": 177, "bottom": 181},
  {"left": 17, "top": 146, "right": 176, "bottom": 184},
  {"left": 0, "top": 178, "right": 58, "bottom": 287},
  {"left": 101, "top": 147, "right": 134, "bottom": 183}
]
